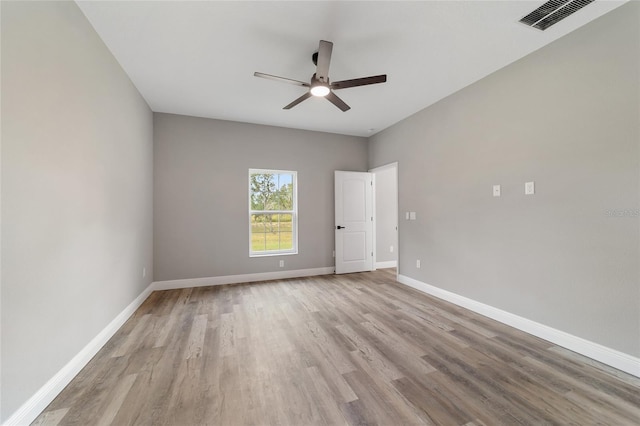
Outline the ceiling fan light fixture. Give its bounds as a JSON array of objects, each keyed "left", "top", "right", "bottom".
[{"left": 310, "top": 84, "right": 330, "bottom": 97}]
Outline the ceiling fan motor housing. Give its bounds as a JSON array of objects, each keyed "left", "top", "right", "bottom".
[{"left": 310, "top": 75, "right": 330, "bottom": 97}]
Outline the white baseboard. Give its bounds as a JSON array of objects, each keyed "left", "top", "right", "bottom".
[
  {"left": 397, "top": 274, "right": 640, "bottom": 378},
  {"left": 375, "top": 260, "right": 397, "bottom": 269},
  {"left": 152, "top": 267, "right": 335, "bottom": 291},
  {"left": 3, "top": 283, "right": 155, "bottom": 426}
]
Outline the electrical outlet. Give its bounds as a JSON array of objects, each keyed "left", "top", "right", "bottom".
[
  {"left": 390, "top": 245, "right": 394, "bottom": 253},
  {"left": 332, "top": 250, "right": 335, "bottom": 258},
  {"left": 525, "top": 181, "right": 535, "bottom": 195},
  {"left": 493, "top": 185, "right": 501, "bottom": 197},
  {"left": 416, "top": 259, "right": 421, "bottom": 268},
  {"left": 279, "top": 260, "right": 284, "bottom": 268}
]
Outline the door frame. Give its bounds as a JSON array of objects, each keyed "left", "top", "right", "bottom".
[{"left": 369, "top": 162, "right": 399, "bottom": 279}]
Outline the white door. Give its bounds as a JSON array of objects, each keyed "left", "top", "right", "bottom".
[{"left": 335, "top": 171, "right": 374, "bottom": 274}]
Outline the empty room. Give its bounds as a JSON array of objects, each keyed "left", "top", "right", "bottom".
[{"left": 2, "top": 0, "right": 639, "bottom": 425}]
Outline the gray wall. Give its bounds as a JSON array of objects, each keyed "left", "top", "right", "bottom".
[
  {"left": 373, "top": 164, "right": 398, "bottom": 264},
  {"left": 1, "top": 1, "right": 153, "bottom": 421},
  {"left": 369, "top": 2, "right": 640, "bottom": 357},
  {"left": 154, "top": 113, "right": 368, "bottom": 281}
]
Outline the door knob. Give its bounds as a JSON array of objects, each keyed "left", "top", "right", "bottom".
[{"left": 336, "top": 225, "right": 345, "bottom": 229}]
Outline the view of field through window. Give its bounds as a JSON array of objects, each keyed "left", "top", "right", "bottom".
[{"left": 249, "top": 171, "right": 296, "bottom": 254}]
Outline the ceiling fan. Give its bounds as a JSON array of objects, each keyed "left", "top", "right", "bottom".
[{"left": 254, "top": 40, "right": 387, "bottom": 112}]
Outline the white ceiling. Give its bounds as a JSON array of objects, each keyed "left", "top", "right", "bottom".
[{"left": 76, "top": 0, "right": 627, "bottom": 137}]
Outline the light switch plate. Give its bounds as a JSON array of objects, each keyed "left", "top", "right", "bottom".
[
  {"left": 525, "top": 181, "right": 535, "bottom": 195},
  {"left": 409, "top": 212, "right": 416, "bottom": 220},
  {"left": 493, "top": 185, "right": 501, "bottom": 197},
  {"left": 405, "top": 212, "right": 410, "bottom": 220}
]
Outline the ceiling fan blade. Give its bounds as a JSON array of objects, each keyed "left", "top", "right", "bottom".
[
  {"left": 331, "top": 74, "right": 387, "bottom": 90},
  {"left": 315, "top": 40, "right": 333, "bottom": 82},
  {"left": 325, "top": 91, "right": 350, "bottom": 112},
  {"left": 283, "top": 92, "right": 312, "bottom": 109},
  {"left": 254, "top": 72, "right": 310, "bottom": 88}
]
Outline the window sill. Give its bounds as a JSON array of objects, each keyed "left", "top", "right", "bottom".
[{"left": 250, "top": 251, "right": 298, "bottom": 258}]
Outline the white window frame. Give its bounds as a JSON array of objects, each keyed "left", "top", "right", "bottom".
[{"left": 249, "top": 169, "right": 298, "bottom": 257}]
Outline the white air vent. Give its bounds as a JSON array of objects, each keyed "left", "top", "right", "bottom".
[{"left": 519, "top": 0, "right": 596, "bottom": 31}]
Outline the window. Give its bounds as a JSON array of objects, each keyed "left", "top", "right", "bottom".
[{"left": 249, "top": 169, "right": 297, "bottom": 256}]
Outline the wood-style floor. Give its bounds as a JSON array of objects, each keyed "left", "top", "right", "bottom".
[{"left": 34, "top": 269, "right": 640, "bottom": 425}]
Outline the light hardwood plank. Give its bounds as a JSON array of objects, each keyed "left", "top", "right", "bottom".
[
  {"left": 95, "top": 373, "right": 137, "bottom": 426},
  {"left": 30, "top": 408, "right": 69, "bottom": 426}
]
